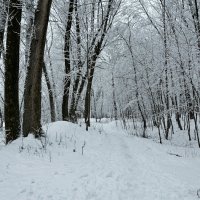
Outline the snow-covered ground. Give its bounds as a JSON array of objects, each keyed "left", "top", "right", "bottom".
[{"left": 0, "top": 120, "right": 200, "bottom": 200}]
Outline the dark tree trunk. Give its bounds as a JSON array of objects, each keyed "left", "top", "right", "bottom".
[
  {"left": 4, "top": 0, "right": 22, "bottom": 144},
  {"left": 62, "top": 0, "right": 74, "bottom": 121},
  {"left": 23, "top": 0, "right": 52, "bottom": 137},
  {"left": 0, "top": 107, "right": 3, "bottom": 128},
  {"left": 176, "top": 111, "right": 183, "bottom": 130},
  {"left": 194, "top": 114, "right": 200, "bottom": 148},
  {"left": 43, "top": 62, "right": 56, "bottom": 122},
  {"left": 92, "top": 90, "right": 98, "bottom": 122},
  {"left": 187, "top": 114, "right": 191, "bottom": 141},
  {"left": 162, "top": 0, "right": 171, "bottom": 140},
  {"left": 74, "top": 74, "right": 87, "bottom": 112},
  {"left": 84, "top": 0, "right": 114, "bottom": 130},
  {"left": 111, "top": 72, "right": 118, "bottom": 120},
  {"left": 69, "top": 0, "right": 82, "bottom": 122},
  {"left": 85, "top": 56, "right": 97, "bottom": 130}
]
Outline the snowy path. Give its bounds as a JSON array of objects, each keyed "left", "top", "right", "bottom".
[{"left": 0, "top": 121, "right": 200, "bottom": 200}]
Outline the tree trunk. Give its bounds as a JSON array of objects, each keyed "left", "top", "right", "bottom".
[
  {"left": 194, "top": 114, "right": 200, "bottom": 148},
  {"left": 85, "top": 58, "right": 96, "bottom": 130},
  {"left": 4, "top": 0, "right": 22, "bottom": 144},
  {"left": 74, "top": 74, "right": 87, "bottom": 112},
  {"left": 0, "top": 107, "right": 3, "bottom": 129},
  {"left": 23, "top": 0, "right": 52, "bottom": 137},
  {"left": 62, "top": 0, "right": 74, "bottom": 121},
  {"left": 84, "top": 0, "right": 114, "bottom": 130},
  {"left": 69, "top": 0, "right": 83, "bottom": 122},
  {"left": 111, "top": 72, "right": 118, "bottom": 120},
  {"left": 162, "top": 0, "right": 171, "bottom": 140},
  {"left": 25, "top": 0, "right": 34, "bottom": 64},
  {"left": 43, "top": 62, "right": 56, "bottom": 122}
]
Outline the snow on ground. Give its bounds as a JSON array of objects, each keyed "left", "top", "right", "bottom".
[{"left": 0, "top": 120, "right": 200, "bottom": 200}]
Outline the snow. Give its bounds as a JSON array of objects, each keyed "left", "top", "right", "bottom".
[{"left": 0, "top": 120, "right": 200, "bottom": 200}]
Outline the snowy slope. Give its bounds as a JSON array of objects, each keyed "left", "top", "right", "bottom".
[{"left": 0, "top": 121, "right": 200, "bottom": 200}]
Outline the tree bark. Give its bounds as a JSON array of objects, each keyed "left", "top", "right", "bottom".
[
  {"left": 62, "top": 0, "right": 74, "bottom": 121},
  {"left": 69, "top": 0, "right": 82, "bottom": 122},
  {"left": 84, "top": 0, "right": 114, "bottom": 130},
  {"left": 85, "top": 55, "right": 97, "bottom": 130},
  {"left": 111, "top": 72, "right": 118, "bottom": 120},
  {"left": 43, "top": 62, "right": 56, "bottom": 122},
  {"left": 0, "top": 107, "right": 3, "bottom": 129},
  {"left": 23, "top": 0, "right": 52, "bottom": 137},
  {"left": 4, "top": 0, "right": 22, "bottom": 143}
]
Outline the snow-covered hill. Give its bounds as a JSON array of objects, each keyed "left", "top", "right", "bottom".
[{"left": 0, "top": 121, "right": 200, "bottom": 200}]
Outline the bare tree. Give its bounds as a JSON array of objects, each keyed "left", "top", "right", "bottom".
[
  {"left": 23, "top": 0, "right": 53, "bottom": 137},
  {"left": 84, "top": 0, "right": 120, "bottom": 130},
  {"left": 4, "top": 0, "right": 22, "bottom": 143},
  {"left": 43, "top": 61, "right": 56, "bottom": 122},
  {"left": 62, "top": 0, "right": 75, "bottom": 121}
]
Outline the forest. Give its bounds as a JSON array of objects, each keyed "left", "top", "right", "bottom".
[{"left": 0, "top": 0, "right": 200, "bottom": 199}]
